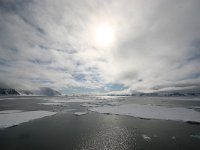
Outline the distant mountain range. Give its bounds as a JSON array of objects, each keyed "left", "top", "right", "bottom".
[
  {"left": 107, "top": 88, "right": 200, "bottom": 97},
  {"left": 0, "top": 87, "right": 61, "bottom": 96},
  {"left": 1, "top": 87, "right": 199, "bottom": 97}
]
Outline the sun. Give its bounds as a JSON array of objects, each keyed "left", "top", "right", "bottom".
[{"left": 95, "top": 24, "right": 114, "bottom": 47}]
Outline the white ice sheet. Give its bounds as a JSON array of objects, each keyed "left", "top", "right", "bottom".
[
  {"left": 90, "top": 104, "right": 200, "bottom": 123},
  {"left": 0, "top": 110, "right": 56, "bottom": 128}
]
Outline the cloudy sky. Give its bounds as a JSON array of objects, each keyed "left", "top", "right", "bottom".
[{"left": 0, "top": 0, "right": 200, "bottom": 94}]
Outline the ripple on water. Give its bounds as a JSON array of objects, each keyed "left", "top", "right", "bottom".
[{"left": 75, "top": 126, "right": 137, "bottom": 150}]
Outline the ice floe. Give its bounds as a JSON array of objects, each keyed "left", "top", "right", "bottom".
[
  {"left": 74, "top": 112, "right": 88, "bottom": 116},
  {"left": 141, "top": 134, "right": 151, "bottom": 142},
  {"left": 0, "top": 110, "right": 56, "bottom": 128},
  {"left": 67, "top": 98, "right": 102, "bottom": 103},
  {"left": 39, "top": 102, "right": 66, "bottom": 106},
  {"left": 90, "top": 104, "right": 200, "bottom": 123},
  {"left": 80, "top": 103, "right": 103, "bottom": 107}
]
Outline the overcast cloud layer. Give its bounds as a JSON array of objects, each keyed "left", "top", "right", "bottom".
[{"left": 0, "top": 0, "right": 200, "bottom": 94}]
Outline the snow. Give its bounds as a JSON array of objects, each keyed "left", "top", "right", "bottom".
[
  {"left": 90, "top": 104, "right": 200, "bottom": 123},
  {"left": 74, "top": 112, "right": 88, "bottom": 116},
  {"left": 0, "top": 110, "right": 56, "bottom": 128}
]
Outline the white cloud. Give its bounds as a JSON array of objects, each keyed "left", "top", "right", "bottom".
[{"left": 0, "top": 0, "right": 200, "bottom": 93}]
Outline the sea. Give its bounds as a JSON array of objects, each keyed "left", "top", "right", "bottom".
[{"left": 0, "top": 96, "right": 200, "bottom": 150}]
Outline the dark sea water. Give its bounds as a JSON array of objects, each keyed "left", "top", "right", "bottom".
[{"left": 0, "top": 96, "right": 200, "bottom": 150}]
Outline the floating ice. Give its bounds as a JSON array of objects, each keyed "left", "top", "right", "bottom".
[
  {"left": 74, "top": 112, "right": 88, "bottom": 116},
  {"left": 0, "top": 110, "right": 56, "bottom": 128},
  {"left": 90, "top": 104, "right": 200, "bottom": 123},
  {"left": 67, "top": 99, "right": 101, "bottom": 103},
  {"left": 106, "top": 101, "right": 122, "bottom": 106},
  {"left": 39, "top": 102, "right": 66, "bottom": 106},
  {"left": 80, "top": 103, "right": 103, "bottom": 107},
  {"left": 141, "top": 134, "right": 151, "bottom": 142}
]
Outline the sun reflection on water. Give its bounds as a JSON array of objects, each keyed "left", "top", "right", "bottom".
[{"left": 76, "top": 126, "right": 136, "bottom": 150}]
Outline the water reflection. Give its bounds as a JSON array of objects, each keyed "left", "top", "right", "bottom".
[{"left": 76, "top": 126, "right": 136, "bottom": 150}]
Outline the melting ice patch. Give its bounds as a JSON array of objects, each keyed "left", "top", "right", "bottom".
[
  {"left": 0, "top": 110, "right": 56, "bottom": 128},
  {"left": 90, "top": 104, "right": 200, "bottom": 123}
]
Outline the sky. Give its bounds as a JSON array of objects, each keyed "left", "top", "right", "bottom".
[{"left": 0, "top": 0, "right": 200, "bottom": 94}]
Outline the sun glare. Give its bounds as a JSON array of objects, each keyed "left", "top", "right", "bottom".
[{"left": 95, "top": 24, "right": 114, "bottom": 47}]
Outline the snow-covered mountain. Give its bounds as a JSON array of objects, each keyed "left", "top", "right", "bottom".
[
  {"left": 0, "top": 87, "right": 61, "bottom": 96},
  {"left": 17, "top": 89, "right": 34, "bottom": 95},
  {"left": 0, "top": 88, "right": 20, "bottom": 95}
]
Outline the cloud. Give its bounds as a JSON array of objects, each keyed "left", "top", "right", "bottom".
[{"left": 0, "top": 0, "right": 200, "bottom": 93}]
